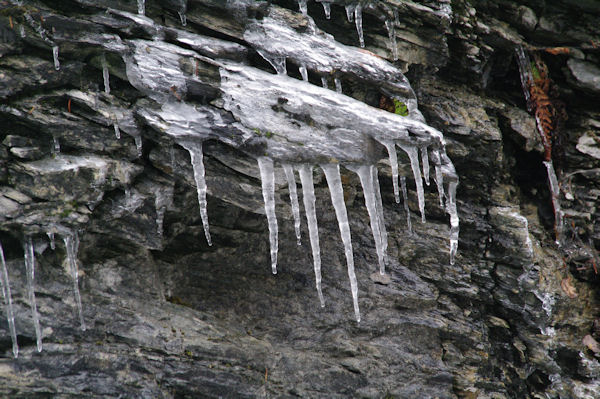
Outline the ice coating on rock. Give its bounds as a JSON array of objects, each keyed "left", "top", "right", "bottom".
[
  {"left": 256, "top": 49, "right": 287, "bottom": 75},
  {"left": 322, "top": 1, "right": 331, "bottom": 19},
  {"left": 258, "top": 157, "right": 278, "bottom": 274},
  {"left": 345, "top": 4, "right": 355, "bottom": 22},
  {"left": 400, "top": 145, "right": 425, "bottom": 222},
  {"left": 63, "top": 233, "right": 86, "bottom": 331},
  {"left": 355, "top": 165, "right": 386, "bottom": 274},
  {"left": 180, "top": 141, "right": 212, "bottom": 246},
  {"left": 321, "top": 164, "right": 360, "bottom": 322},
  {"left": 24, "top": 237, "right": 42, "bottom": 352},
  {"left": 334, "top": 77, "right": 342, "bottom": 93},
  {"left": 283, "top": 164, "right": 302, "bottom": 246},
  {"left": 544, "top": 160, "right": 564, "bottom": 244},
  {"left": 102, "top": 54, "right": 110, "bottom": 95},
  {"left": 400, "top": 175, "right": 412, "bottom": 233},
  {"left": 137, "top": 0, "right": 145, "bottom": 15},
  {"left": 385, "top": 19, "right": 398, "bottom": 61},
  {"left": 421, "top": 147, "right": 430, "bottom": 185},
  {"left": 298, "top": 0, "right": 307, "bottom": 16},
  {"left": 354, "top": 5, "right": 364, "bottom": 48},
  {"left": 382, "top": 141, "right": 400, "bottom": 203},
  {"left": 0, "top": 242, "right": 18, "bottom": 358},
  {"left": 52, "top": 45, "right": 60, "bottom": 70},
  {"left": 299, "top": 64, "right": 308, "bottom": 82},
  {"left": 298, "top": 164, "right": 324, "bottom": 307}
]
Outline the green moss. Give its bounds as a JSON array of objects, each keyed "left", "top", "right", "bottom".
[
  {"left": 265, "top": 131, "right": 273, "bottom": 139},
  {"left": 252, "top": 128, "right": 261, "bottom": 136},
  {"left": 530, "top": 61, "right": 541, "bottom": 80},
  {"left": 393, "top": 99, "right": 408, "bottom": 116}
]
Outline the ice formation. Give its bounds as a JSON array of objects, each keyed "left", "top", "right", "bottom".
[
  {"left": 258, "top": 157, "right": 279, "bottom": 275},
  {"left": 102, "top": 54, "right": 110, "bottom": 95},
  {"left": 0, "top": 242, "right": 18, "bottom": 358},
  {"left": 283, "top": 164, "right": 303, "bottom": 246},
  {"left": 321, "top": 1, "right": 331, "bottom": 19},
  {"left": 63, "top": 233, "right": 86, "bottom": 331},
  {"left": 354, "top": 5, "right": 365, "bottom": 47},
  {"left": 52, "top": 45, "right": 60, "bottom": 71},
  {"left": 137, "top": 0, "right": 145, "bottom": 15},
  {"left": 24, "top": 237, "right": 42, "bottom": 352}
]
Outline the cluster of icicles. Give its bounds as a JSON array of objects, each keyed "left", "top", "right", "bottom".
[
  {"left": 182, "top": 143, "right": 457, "bottom": 323},
  {"left": 0, "top": 231, "right": 85, "bottom": 358}
]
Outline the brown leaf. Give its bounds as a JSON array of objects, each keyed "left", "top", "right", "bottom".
[
  {"left": 561, "top": 275, "right": 578, "bottom": 298},
  {"left": 544, "top": 47, "right": 570, "bottom": 55},
  {"left": 583, "top": 334, "right": 600, "bottom": 353}
]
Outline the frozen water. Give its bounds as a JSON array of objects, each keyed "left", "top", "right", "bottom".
[
  {"left": 421, "top": 147, "right": 430, "bottom": 185},
  {"left": 137, "top": 0, "right": 145, "bottom": 15},
  {"left": 345, "top": 4, "right": 355, "bottom": 22},
  {"left": 322, "top": 1, "right": 331, "bottom": 19},
  {"left": 400, "top": 176, "right": 412, "bottom": 233},
  {"left": 24, "top": 237, "right": 42, "bottom": 352},
  {"left": 258, "top": 157, "right": 278, "bottom": 274},
  {"left": 47, "top": 232, "right": 56, "bottom": 250},
  {"left": 321, "top": 76, "right": 328, "bottom": 88},
  {"left": 53, "top": 45, "right": 60, "bottom": 70},
  {"left": 63, "top": 232, "right": 86, "bottom": 331},
  {"left": 385, "top": 19, "right": 398, "bottom": 61},
  {"left": 372, "top": 166, "right": 388, "bottom": 271},
  {"left": 382, "top": 141, "right": 400, "bottom": 203},
  {"left": 321, "top": 164, "right": 360, "bottom": 322},
  {"left": 102, "top": 54, "right": 110, "bottom": 95},
  {"left": 400, "top": 145, "right": 426, "bottom": 222},
  {"left": 354, "top": 5, "right": 364, "bottom": 47},
  {"left": 298, "top": 164, "right": 325, "bottom": 307},
  {"left": 283, "top": 164, "right": 302, "bottom": 246},
  {"left": 298, "top": 0, "right": 307, "bottom": 16},
  {"left": 53, "top": 136, "right": 61, "bottom": 155},
  {"left": 256, "top": 49, "right": 287, "bottom": 75},
  {"left": 544, "top": 160, "right": 563, "bottom": 244},
  {"left": 299, "top": 64, "right": 308, "bottom": 82},
  {"left": 0, "top": 242, "right": 18, "bottom": 358},
  {"left": 113, "top": 121, "right": 121, "bottom": 139},
  {"left": 134, "top": 135, "right": 143, "bottom": 157},
  {"left": 334, "top": 77, "right": 342, "bottom": 93}
]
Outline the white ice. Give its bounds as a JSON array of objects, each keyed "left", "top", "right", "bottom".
[
  {"left": 53, "top": 136, "right": 60, "bottom": 155},
  {"left": 334, "top": 77, "right": 342, "bottom": 93},
  {"left": 298, "top": 0, "right": 307, "bottom": 15},
  {"left": 322, "top": 2, "right": 331, "bottom": 19},
  {"left": 24, "top": 237, "right": 42, "bottom": 352},
  {"left": 400, "top": 175, "right": 412, "bottom": 233},
  {"left": 181, "top": 141, "right": 212, "bottom": 246},
  {"left": 102, "top": 54, "right": 110, "bottom": 95},
  {"left": 298, "top": 164, "right": 325, "bottom": 307},
  {"left": 382, "top": 141, "right": 400, "bottom": 203},
  {"left": 544, "top": 160, "right": 563, "bottom": 244},
  {"left": 0, "top": 242, "right": 18, "bottom": 358},
  {"left": 113, "top": 121, "right": 121, "bottom": 139},
  {"left": 137, "top": 0, "right": 145, "bottom": 15},
  {"left": 283, "top": 164, "right": 302, "bottom": 246},
  {"left": 53, "top": 45, "right": 60, "bottom": 70},
  {"left": 385, "top": 19, "right": 398, "bottom": 61},
  {"left": 135, "top": 135, "right": 143, "bottom": 157},
  {"left": 321, "top": 164, "right": 360, "bottom": 322},
  {"left": 400, "top": 144, "right": 425, "bottom": 222},
  {"left": 256, "top": 49, "right": 287, "bottom": 75},
  {"left": 345, "top": 4, "right": 355, "bottom": 22},
  {"left": 421, "top": 147, "right": 430, "bottom": 185},
  {"left": 354, "top": 5, "right": 364, "bottom": 48},
  {"left": 321, "top": 76, "right": 328, "bottom": 88},
  {"left": 372, "top": 166, "right": 388, "bottom": 271},
  {"left": 47, "top": 232, "right": 55, "bottom": 250},
  {"left": 299, "top": 64, "right": 308, "bottom": 82},
  {"left": 63, "top": 233, "right": 86, "bottom": 331},
  {"left": 258, "top": 157, "right": 278, "bottom": 274}
]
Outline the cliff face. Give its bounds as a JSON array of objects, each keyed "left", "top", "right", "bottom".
[{"left": 0, "top": 0, "right": 599, "bottom": 398}]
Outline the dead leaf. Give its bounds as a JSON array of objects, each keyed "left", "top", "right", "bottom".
[
  {"left": 544, "top": 47, "right": 570, "bottom": 55},
  {"left": 560, "top": 275, "right": 577, "bottom": 298},
  {"left": 583, "top": 334, "right": 600, "bottom": 353}
]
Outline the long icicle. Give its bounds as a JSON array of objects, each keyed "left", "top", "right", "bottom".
[
  {"left": 372, "top": 166, "right": 388, "bottom": 274},
  {"left": 63, "top": 232, "right": 86, "bottom": 331},
  {"left": 321, "top": 164, "right": 360, "bottom": 322},
  {"left": 0, "top": 242, "right": 18, "bottom": 358},
  {"left": 181, "top": 142, "right": 212, "bottom": 246},
  {"left": 24, "top": 237, "right": 42, "bottom": 352},
  {"left": 421, "top": 147, "right": 430, "bottom": 186},
  {"left": 383, "top": 141, "right": 400, "bottom": 203},
  {"left": 298, "top": 164, "right": 325, "bottom": 307},
  {"left": 354, "top": 5, "right": 364, "bottom": 47},
  {"left": 283, "top": 164, "right": 302, "bottom": 246},
  {"left": 400, "top": 175, "right": 412, "bottom": 233},
  {"left": 355, "top": 165, "right": 386, "bottom": 275},
  {"left": 400, "top": 145, "right": 426, "bottom": 222},
  {"left": 258, "top": 157, "right": 278, "bottom": 274}
]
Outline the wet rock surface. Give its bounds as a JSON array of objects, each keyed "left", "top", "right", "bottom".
[{"left": 0, "top": 0, "right": 599, "bottom": 398}]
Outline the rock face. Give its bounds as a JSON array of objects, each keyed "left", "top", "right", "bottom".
[{"left": 0, "top": 0, "right": 599, "bottom": 398}]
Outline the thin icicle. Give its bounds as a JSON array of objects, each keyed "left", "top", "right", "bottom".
[
  {"left": 0, "top": 242, "right": 18, "bottom": 358},
  {"left": 544, "top": 160, "right": 564, "bottom": 244},
  {"left": 283, "top": 164, "right": 302, "bottom": 246},
  {"left": 298, "top": 164, "right": 324, "bottom": 307},
  {"left": 321, "top": 76, "right": 328, "bottom": 88},
  {"left": 334, "top": 77, "right": 342, "bottom": 94},
  {"left": 400, "top": 175, "right": 412, "bottom": 233},
  {"left": 299, "top": 64, "right": 308, "bottom": 82},
  {"left": 447, "top": 180, "right": 459, "bottom": 264},
  {"left": 52, "top": 45, "right": 60, "bottom": 70},
  {"left": 137, "top": 0, "right": 145, "bottom": 15},
  {"left": 256, "top": 50, "right": 287, "bottom": 75},
  {"left": 182, "top": 142, "right": 212, "bottom": 246},
  {"left": 354, "top": 5, "right": 364, "bottom": 48},
  {"left": 321, "top": 164, "right": 360, "bottom": 322},
  {"left": 135, "top": 135, "right": 143, "bottom": 157},
  {"left": 322, "top": 2, "right": 331, "bottom": 19},
  {"left": 355, "top": 165, "right": 386, "bottom": 275},
  {"left": 382, "top": 141, "right": 400, "bottom": 203},
  {"left": 345, "top": 4, "right": 356, "bottom": 22},
  {"left": 258, "top": 157, "right": 278, "bottom": 274},
  {"left": 298, "top": 0, "right": 307, "bottom": 16},
  {"left": 102, "top": 53, "right": 110, "bottom": 95},
  {"left": 384, "top": 19, "right": 398, "bottom": 61},
  {"left": 431, "top": 149, "right": 444, "bottom": 207},
  {"left": 515, "top": 45, "right": 533, "bottom": 106},
  {"left": 400, "top": 145, "right": 425, "bottom": 222},
  {"left": 52, "top": 136, "right": 60, "bottom": 155},
  {"left": 372, "top": 166, "right": 388, "bottom": 272},
  {"left": 421, "top": 147, "right": 430, "bottom": 186},
  {"left": 47, "top": 232, "right": 55, "bottom": 250},
  {"left": 24, "top": 237, "right": 42, "bottom": 352},
  {"left": 19, "top": 25, "right": 25, "bottom": 38},
  {"left": 113, "top": 121, "right": 121, "bottom": 139},
  {"left": 178, "top": 11, "right": 187, "bottom": 26},
  {"left": 63, "top": 233, "right": 86, "bottom": 331}
]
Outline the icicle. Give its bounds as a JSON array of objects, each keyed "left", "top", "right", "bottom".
[
  {"left": 384, "top": 19, "right": 398, "bottom": 61},
  {"left": 113, "top": 121, "right": 121, "bottom": 139},
  {"left": 299, "top": 64, "right": 308, "bottom": 82},
  {"left": 321, "top": 164, "right": 360, "bottom": 322},
  {"left": 431, "top": 149, "right": 444, "bottom": 207},
  {"left": 47, "top": 232, "right": 55, "bottom": 250},
  {"left": 514, "top": 45, "right": 533, "bottom": 106},
  {"left": 355, "top": 165, "right": 386, "bottom": 275},
  {"left": 0, "top": 243, "right": 18, "bottom": 358},
  {"left": 137, "top": 0, "right": 145, "bottom": 15},
  {"left": 256, "top": 50, "right": 287, "bottom": 75},
  {"left": 544, "top": 160, "right": 564, "bottom": 244},
  {"left": 447, "top": 179, "right": 459, "bottom": 264},
  {"left": 400, "top": 145, "right": 425, "bottom": 222},
  {"left": 372, "top": 166, "right": 388, "bottom": 271},
  {"left": 345, "top": 4, "right": 356, "bottom": 22},
  {"left": 19, "top": 25, "right": 25, "bottom": 38},
  {"left": 298, "top": 165, "right": 325, "bottom": 307},
  {"left": 421, "top": 147, "right": 430, "bottom": 186},
  {"left": 63, "top": 233, "right": 85, "bottom": 331},
  {"left": 258, "top": 157, "right": 278, "bottom": 274},
  {"left": 400, "top": 175, "right": 412, "bottom": 233},
  {"left": 178, "top": 11, "right": 187, "bottom": 26},
  {"left": 382, "top": 141, "right": 400, "bottom": 203},
  {"left": 283, "top": 164, "right": 302, "bottom": 246},
  {"left": 135, "top": 135, "right": 143, "bottom": 157},
  {"left": 322, "top": 1, "right": 331, "bottom": 19},
  {"left": 334, "top": 77, "right": 342, "bottom": 94},
  {"left": 354, "top": 5, "right": 364, "bottom": 48},
  {"left": 321, "top": 76, "right": 328, "bottom": 89},
  {"left": 182, "top": 142, "right": 212, "bottom": 246},
  {"left": 298, "top": 0, "right": 307, "bottom": 16},
  {"left": 24, "top": 237, "right": 42, "bottom": 352},
  {"left": 52, "top": 45, "right": 60, "bottom": 70},
  {"left": 101, "top": 54, "right": 110, "bottom": 95},
  {"left": 52, "top": 135, "right": 60, "bottom": 155}
]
